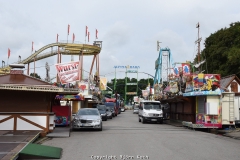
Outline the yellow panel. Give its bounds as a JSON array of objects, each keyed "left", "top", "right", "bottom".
[{"left": 72, "top": 101, "right": 79, "bottom": 114}]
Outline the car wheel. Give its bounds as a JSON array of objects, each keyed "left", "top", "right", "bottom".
[
  {"left": 110, "top": 116, "right": 112, "bottom": 119},
  {"left": 142, "top": 118, "right": 145, "bottom": 124},
  {"left": 98, "top": 124, "right": 102, "bottom": 131},
  {"left": 159, "top": 120, "right": 163, "bottom": 124},
  {"left": 105, "top": 118, "right": 108, "bottom": 121},
  {"left": 139, "top": 117, "right": 141, "bottom": 122}
]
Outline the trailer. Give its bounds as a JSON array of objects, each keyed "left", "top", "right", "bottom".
[
  {"left": 234, "top": 94, "right": 240, "bottom": 127},
  {"left": 222, "top": 92, "right": 235, "bottom": 127}
]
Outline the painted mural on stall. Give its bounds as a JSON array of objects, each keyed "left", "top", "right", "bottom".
[{"left": 183, "top": 73, "right": 221, "bottom": 96}]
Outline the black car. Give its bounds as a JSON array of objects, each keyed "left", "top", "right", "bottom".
[
  {"left": 97, "top": 104, "right": 108, "bottom": 121},
  {"left": 105, "top": 102, "right": 117, "bottom": 117}
]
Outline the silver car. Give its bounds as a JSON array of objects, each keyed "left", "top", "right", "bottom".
[
  {"left": 133, "top": 107, "right": 139, "bottom": 114},
  {"left": 72, "top": 108, "right": 102, "bottom": 131}
]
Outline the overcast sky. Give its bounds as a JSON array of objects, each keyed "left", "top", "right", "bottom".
[{"left": 1, "top": 0, "right": 240, "bottom": 82}]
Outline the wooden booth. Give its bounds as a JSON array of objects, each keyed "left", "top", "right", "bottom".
[{"left": 0, "top": 67, "right": 79, "bottom": 136}]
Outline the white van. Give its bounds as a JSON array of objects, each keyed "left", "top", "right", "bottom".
[{"left": 138, "top": 100, "right": 163, "bottom": 124}]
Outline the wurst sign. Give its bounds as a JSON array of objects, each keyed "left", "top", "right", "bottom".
[{"left": 55, "top": 61, "right": 79, "bottom": 84}]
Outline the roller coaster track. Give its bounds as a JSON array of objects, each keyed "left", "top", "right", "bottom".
[{"left": 0, "top": 42, "right": 101, "bottom": 74}]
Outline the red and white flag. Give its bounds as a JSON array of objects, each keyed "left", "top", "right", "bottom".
[
  {"left": 73, "top": 33, "right": 75, "bottom": 42},
  {"left": 32, "top": 41, "right": 34, "bottom": 52},
  {"left": 8, "top": 48, "right": 10, "bottom": 59},
  {"left": 96, "top": 29, "right": 98, "bottom": 39},
  {"left": 57, "top": 34, "right": 59, "bottom": 43},
  {"left": 88, "top": 32, "right": 90, "bottom": 42},
  {"left": 85, "top": 26, "right": 88, "bottom": 37},
  {"left": 68, "top": 24, "right": 70, "bottom": 35}
]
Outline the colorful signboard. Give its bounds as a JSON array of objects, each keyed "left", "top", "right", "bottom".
[
  {"left": 55, "top": 61, "right": 79, "bottom": 84},
  {"left": 99, "top": 77, "right": 107, "bottom": 90},
  {"left": 76, "top": 80, "right": 89, "bottom": 96},
  {"left": 184, "top": 74, "right": 221, "bottom": 93},
  {"left": 182, "top": 63, "right": 190, "bottom": 75},
  {"left": 183, "top": 90, "right": 222, "bottom": 96},
  {"left": 173, "top": 67, "right": 179, "bottom": 76}
]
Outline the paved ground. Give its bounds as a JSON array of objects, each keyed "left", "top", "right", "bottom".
[{"left": 42, "top": 110, "right": 240, "bottom": 160}]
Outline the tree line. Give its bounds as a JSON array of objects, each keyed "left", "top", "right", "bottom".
[{"left": 196, "top": 21, "right": 240, "bottom": 78}]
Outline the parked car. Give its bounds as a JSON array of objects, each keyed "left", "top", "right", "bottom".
[
  {"left": 105, "top": 102, "right": 118, "bottom": 117},
  {"left": 121, "top": 107, "right": 125, "bottom": 112},
  {"left": 133, "top": 104, "right": 139, "bottom": 114},
  {"left": 133, "top": 107, "right": 139, "bottom": 114},
  {"left": 97, "top": 104, "right": 108, "bottom": 121},
  {"left": 107, "top": 105, "right": 115, "bottom": 117},
  {"left": 72, "top": 108, "right": 102, "bottom": 131},
  {"left": 106, "top": 106, "right": 113, "bottom": 119}
]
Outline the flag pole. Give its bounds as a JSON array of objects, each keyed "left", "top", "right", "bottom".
[
  {"left": 71, "top": 33, "right": 74, "bottom": 61},
  {"left": 32, "top": 41, "right": 35, "bottom": 78},
  {"left": 7, "top": 48, "right": 10, "bottom": 66},
  {"left": 85, "top": 26, "right": 88, "bottom": 44},
  {"left": 67, "top": 24, "right": 70, "bottom": 43}
]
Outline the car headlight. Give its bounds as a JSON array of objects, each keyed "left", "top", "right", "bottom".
[
  {"left": 73, "top": 118, "right": 79, "bottom": 122},
  {"left": 94, "top": 120, "right": 101, "bottom": 123},
  {"left": 159, "top": 113, "right": 163, "bottom": 117},
  {"left": 101, "top": 113, "right": 106, "bottom": 116},
  {"left": 143, "top": 112, "right": 149, "bottom": 117}
]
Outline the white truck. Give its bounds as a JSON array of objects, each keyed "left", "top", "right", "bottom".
[{"left": 138, "top": 100, "right": 163, "bottom": 124}]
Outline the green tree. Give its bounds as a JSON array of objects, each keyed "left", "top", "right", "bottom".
[
  {"left": 106, "top": 77, "right": 153, "bottom": 102},
  {"left": 199, "top": 21, "right": 240, "bottom": 77},
  {"left": 30, "top": 73, "right": 41, "bottom": 79}
]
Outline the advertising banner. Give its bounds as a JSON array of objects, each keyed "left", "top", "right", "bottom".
[
  {"left": 182, "top": 63, "right": 191, "bottom": 75},
  {"left": 100, "top": 77, "right": 107, "bottom": 90},
  {"left": 142, "top": 90, "right": 149, "bottom": 98},
  {"left": 133, "top": 96, "right": 139, "bottom": 102},
  {"left": 76, "top": 80, "right": 89, "bottom": 96},
  {"left": 55, "top": 61, "right": 79, "bottom": 84},
  {"left": 173, "top": 67, "right": 179, "bottom": 76}
]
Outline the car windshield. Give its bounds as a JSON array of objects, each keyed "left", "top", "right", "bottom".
[
  {"left": 134, "top": 108, "right": 139, "bottom": 110},
  {"left": 97, "top": 105, "right": 106, "bottom": 110},
  {"left": 143, "top": 103, "right": 161, "bottom": 110},
  {"left": 78, "top": 109, "right": 99, "bottom": 115},
  {"left": 106, "top": 107, "right": 111, "bottom": 111}
]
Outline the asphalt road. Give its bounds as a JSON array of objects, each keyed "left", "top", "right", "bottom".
[{"left": 42, "top": 110, "right": 240, "bottom": 160}]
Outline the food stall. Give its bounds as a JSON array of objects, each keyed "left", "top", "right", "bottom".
[{"left": 182, "top": 73, "right": 223, "bottom": 128}]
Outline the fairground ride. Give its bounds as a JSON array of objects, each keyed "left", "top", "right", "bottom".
[
  {"left": 154, "top": 47, "right": 174, "bottom": 85},
  {"left": 0, "top": 41, "right": 102, "bottom": 81}
]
